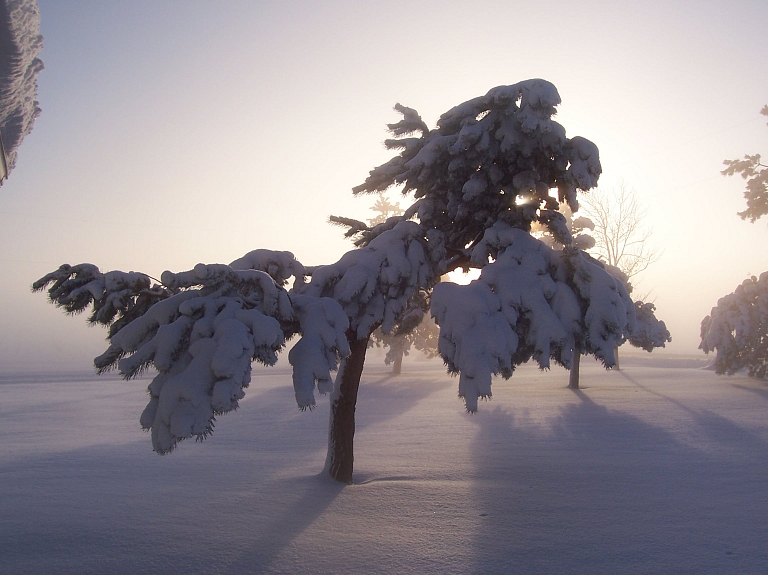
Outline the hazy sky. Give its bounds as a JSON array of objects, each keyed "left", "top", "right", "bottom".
[{"left": 1, "top": 0, "right": 767, "bottom": 369}]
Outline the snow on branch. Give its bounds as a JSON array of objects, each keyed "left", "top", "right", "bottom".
[
  {"left": 288, "top": 294, "right": 350, "bottom": 409},
  {"left": 431, "top": 223, "right": 663, "bottom": 411},
  {"left": 229, "top": 249, "right": 307, "bottom": 289},
  {"left": 352, "top": 79, "right": 602, "bottom": 262},
  {"left": 33, "top": 253, "right": 357, "bottom": 454},
  {"left": 32, "top": 263, "right": 168, "bottom": 338},
  {"left": 160, "top": 264, "right": 294, "bottom": 322},
  {"left": 301, "top": 221, "right": 433, "bottom": 339},
  {"left": 135, "top": 260, "right": 357, "bottom": 452},
  {"left": 135, "top": 289, "right": 287, "bottom": 453},
  {"left": 431, "top": 280, "right": 518, "bottom": 412}
]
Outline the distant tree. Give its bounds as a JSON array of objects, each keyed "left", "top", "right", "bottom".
[
  {"left": 578, "top": 183, "right": 663, "bottom": 369},
  {"left": 531, "top": 196, "right": 666, "bottom": 378},
  {"left": 368, "top": 290, "right": 441, "bottom": 374},
  {"left": 35, "top": 80, "right": 669, "bottom": 484},
  {"left": 700, "top": 273, "right": 768, "bottom": 379},
  {"left": 366, "top": 194, "right": 404, "bottom": 226},
  {"left": 701, "top": 106, "right": 768, "bottom": 378},
  {"left": 362, "top": 194, "right": 440, "bottom": 374},
  {"left": 580, "top": 183, "right": 660, "bottom": 288}
]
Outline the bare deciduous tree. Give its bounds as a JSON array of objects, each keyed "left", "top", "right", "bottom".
[
  {"left": 580, "top": 183, "right": 660, "bottom": 289},
  {"left": 580, "top": 183, "right": 661, "bottom": 369}
]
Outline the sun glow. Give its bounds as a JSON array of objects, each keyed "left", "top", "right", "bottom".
[{"left": 447, "top": 268, "right": 481, "bottom": 285}]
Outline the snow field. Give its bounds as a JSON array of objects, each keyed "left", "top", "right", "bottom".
[{"left": 1, "top": 357, "right": 767, "bottom": 574}]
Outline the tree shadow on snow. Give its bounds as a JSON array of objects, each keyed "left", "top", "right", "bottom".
[
  {"left": 729, "top": 381, "right": 768, "bottom": 402},
  {"left": 355, "top": 370, "right": 454, "bottom": 429},
  {"left": 617, "top": 370, "right": 768, "bottom": 452},
  {"left": 465, "top": 384, "right": 768, "bottom": 575},
  {"left": 0, "top": 380, "right": 341, "bottom": 575},
  {"left": 218, "top": 474, "right": 345, "bottom": 574}
]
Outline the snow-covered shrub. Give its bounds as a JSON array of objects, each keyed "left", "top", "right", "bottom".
[{"left": 700, "top": 273, "right": 768, "bottom": 379}]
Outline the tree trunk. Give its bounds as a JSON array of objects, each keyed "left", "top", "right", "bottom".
[
  {"left": 614, "top": 342, "right": 621, "bottom": 371},
  {"left": 569, "top": 351, "right": 581, "bottom": 390},
  {"left": 392, "top": 351, "right": 403, "bottom": 375},
  {"left": 324, "top": 334, "right": 369, "bottom": 484}
]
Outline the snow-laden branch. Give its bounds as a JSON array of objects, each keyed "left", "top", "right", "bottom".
[
  {"left": 301, "top": 220, "right": 434, "bottom": 339},
  {"left": 288, "top": 294, "right": 350, "bottom": 409},
  {"left": 432, "top": 223, "right": 668, "bottom": 411},
  {"left": 33, "top": 250, "right": 358, "bottom": 454},
  {"left": 229, "top": 248, "right": 307, "bottom": 288},
  {"left": 32, "top": 264, "right": 169, "bottom": 338},
  {"left": 352, "top": 79, "right": 602, "bottom": 259}
]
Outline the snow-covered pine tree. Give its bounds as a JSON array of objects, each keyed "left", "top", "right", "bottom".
[
  {"left": 366, "top": 194, "right": 404, "bottom": 227},
  {"left": 700, "top": 273, "right": 768, "bottom": 379},
  {"left": 700, "top": 106, "right": 768, "bottom": 378},
  {"left": 367, "top": 288, "right": 441, "bottom": 375},
  {"left": 35, "top": 79, "right": 669, "bottom": 483},
  {"left": 528, "top": 192, "right": 665, "bottom": 379}
]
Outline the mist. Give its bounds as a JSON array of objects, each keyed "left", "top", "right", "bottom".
[{"left": 1, "top": 0, "right": 767, "bottom": 370}]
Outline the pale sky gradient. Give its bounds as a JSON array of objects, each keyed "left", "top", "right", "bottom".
[{"left": 1, "top": 0, "right": 766, "bottom": 369}]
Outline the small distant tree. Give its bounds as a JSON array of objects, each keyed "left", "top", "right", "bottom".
[
  {"left": 701, "top": 106, "right": 768, "bottom": 378},
  {"left": 368, "top": 290, "right": 441, "bottom": 374},
  {"left": 35, "top": 80, "right": 669, "bottom": 483},
  {"left": 361, "top": 194, "right": 440, "bottom": 374},
  {"left": 366, "top": 194, "right": 404, "bottom": 226}
]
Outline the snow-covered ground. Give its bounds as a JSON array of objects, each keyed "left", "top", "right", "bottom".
[{"left": 2, "top": 355, "right": 767, "bottom": 574}]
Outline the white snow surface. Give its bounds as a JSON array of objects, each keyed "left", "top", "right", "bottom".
[{"left": 2, "top": 356, "right": 767, "bottom": 575}]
